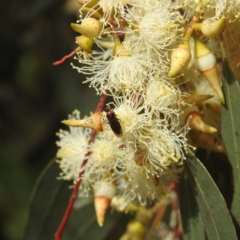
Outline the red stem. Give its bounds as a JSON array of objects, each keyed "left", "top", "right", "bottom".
[
  {"left": 54, "top": 93, "right": 108, "bottom": 240},
  {"left": 53, "top": 47, "right": 80, "bottom": 66}
]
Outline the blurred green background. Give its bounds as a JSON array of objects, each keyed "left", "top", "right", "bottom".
[{"left": 0, "top": 0, "right": 98, "bottom": 239}]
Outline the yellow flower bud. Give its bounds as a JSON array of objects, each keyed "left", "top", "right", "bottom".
[
  {"left": 181, "top": 106, "right": 217, "bottom": 133},
  {"left": 168, "top": 40, "right": 191, "bottom": 78},
  {"left": 126, "top": 220, "right": 146, "bottom": 238},
  {"left": 80, "top": 7, "right": 103, "bottom": 19},
  {"left": 71, "top": 18, "right": 103, "bottom": 38},
  {"left": 194, "top": 36, "right": 211, "bottom": 58},
  {"left": 194, "top": 37, "right": 225, "bottom": 103},
  {"left": 78, "top": 0, "right": 103, "bottom": 16},
  {"left": 75, "top": 35, "right": 94, "bottom": 52},
  {"left": 188, "top": 112, "right": 217, "bottom": 133},
  {"left": 112, "top": 32, "right": 131, "bottom": 57},
  {"left": 201, "top": 18, "right": 225, "bottom": 38}
]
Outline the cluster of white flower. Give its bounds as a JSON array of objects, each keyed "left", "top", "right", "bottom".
[{"left": 55, "top": 0, "right": 240, "bottom": 226}]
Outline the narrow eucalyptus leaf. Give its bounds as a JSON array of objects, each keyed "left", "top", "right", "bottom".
[
  {"left": 22, "top": 159, "right": 72, "bottom": 240},
  {"left": 179, "top": 171, "right": 205, "bottom": 240},
  {"left": 185, "top": 150, "right": 237, "bottom": 240},
  {"left": 221, "top": 59, "right": 240, "bottom": 225}
]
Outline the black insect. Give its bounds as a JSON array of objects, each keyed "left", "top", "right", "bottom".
[{"left": 105, "top": 107, "right": 123, "bottom": 137}]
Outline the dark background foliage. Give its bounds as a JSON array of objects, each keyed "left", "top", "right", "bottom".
[{"left": 0, "top": 1, "right": 97, "bottom": 239}]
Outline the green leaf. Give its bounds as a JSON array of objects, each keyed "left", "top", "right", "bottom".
[
  {"left": 221, "top": 59, "right": 240, "bottom": 226},
  {"left": 22, "top": 159, "right": 72, "bottom": 240},
  {"left": 179, "top": 171, "right": 205, "bottom": 240},
  {"left": 195, "top": 149, "right": 233, "bottom": 208},
  {"left": 185, "top": 150, "right": 238, "bottom": 240},
  {"left": 22, "top": 159, "right": 127, "bottom": 240}
]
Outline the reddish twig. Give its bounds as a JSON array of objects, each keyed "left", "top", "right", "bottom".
[
  {"left": 150, "top": 203, "right": 167, "bottom": 232},
  {"left": 171, "top": 183, "right": 183, "bottom": 240},
  {"left": 54, "top": 93, "right": 108, "bottom": 240},
  {"left": 53, "top": 47, "right": 80, "bottom": 66},
  {"left": 94, "top": 90, "right": 109, "bottom": 112}
]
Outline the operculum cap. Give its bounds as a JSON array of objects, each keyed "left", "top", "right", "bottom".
[
  {"left": 193, "top": 37, "right": 225, "bottom": 103},
  {"left": 201, "top": 17, "right": 225, "bottom": 38},
  {"left": 168, "top": 40, "right": 191, "bottom": 78},
  {"left": 75, "top": 35, "right": 94, "bottom": 52},
  {"left": 94, "top": 181, "right": 116, "bottom": 227},
  {"left": 194, "top": 36, "right": 211, "bottom": 58},
  {"left": 61, "top": 112, "right": 103, "bottom": 132},
  {"left": 71, "top": 18, "right": 103, "bottom": 38},
  {"left": 180, "top": 106, "right": 217, "bottom": 133},
  {"left": 80, "top": 7, "right": 103, "bottom": 19}
]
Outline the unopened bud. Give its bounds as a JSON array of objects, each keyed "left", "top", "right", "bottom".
[
  {"left": 94, "top": 181, "right": 116, "bottom": 226},
  {"left": 75, "top": 35, "right": 94, "bottom": 52},
  {"left": 80, "top": 7, "right": 102, "bottom": 19},
  {"left": 168, "top": 40, "right": 191, "bottom": 77},
  {"left": 201, "top": 18, "right": 225, "bottom": 38},
  {"left": 201, "top": 66, "right": 225, "bottom": 104},
  {"left": 94, "top": 196, "right": 110, "bottom": 227},
  {"left": 194, "top": 36, "right": 211, "bottom": 58},
  {"left": 71, "top": 18, "right": 103, "bottom": 38},
  {"left": 78, "top": 0, "right": 103, "bottom": 16},
  {"left": 181, "top": 106, "right": 217, "bottom": 133},
  {"left": 194, "top": 37, "right": 225, "bottom": 103},
  {"left": 61, "top": 112, "right": 103, "bottom": 132},
  {"left": 126, "top": 220, "right": 146, "bottom": 238},
  {"left": 112, "top": 32, "right": 131, "bottom": 57},
  {"left": 188, "top": 111, "right": 217, "bottom": 133}
]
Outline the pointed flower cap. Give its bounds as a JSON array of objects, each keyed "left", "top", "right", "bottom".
[
  {"left": 201, "top": 17, "right": 225, "bottom": 38},
  {"left": 181, "top": 105, "right": 217, "bottom": 133},
  {"left": 62, "top": 112, "right": 103, "bottom": 132},
  {"left": 75, "top": 35, "right": 94, "bottom": 52},
  {"left": 94, "top": 181, "right": 116, "bottom": 226},
  {"left": 168, "top": 39, "right": 191, "bottom": 78},
  {"left": 71, "top": 17, "right": 103, "bottom": 38},
  {"left": 193, "top": 36, "right": 225, "bottom": 103}
]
